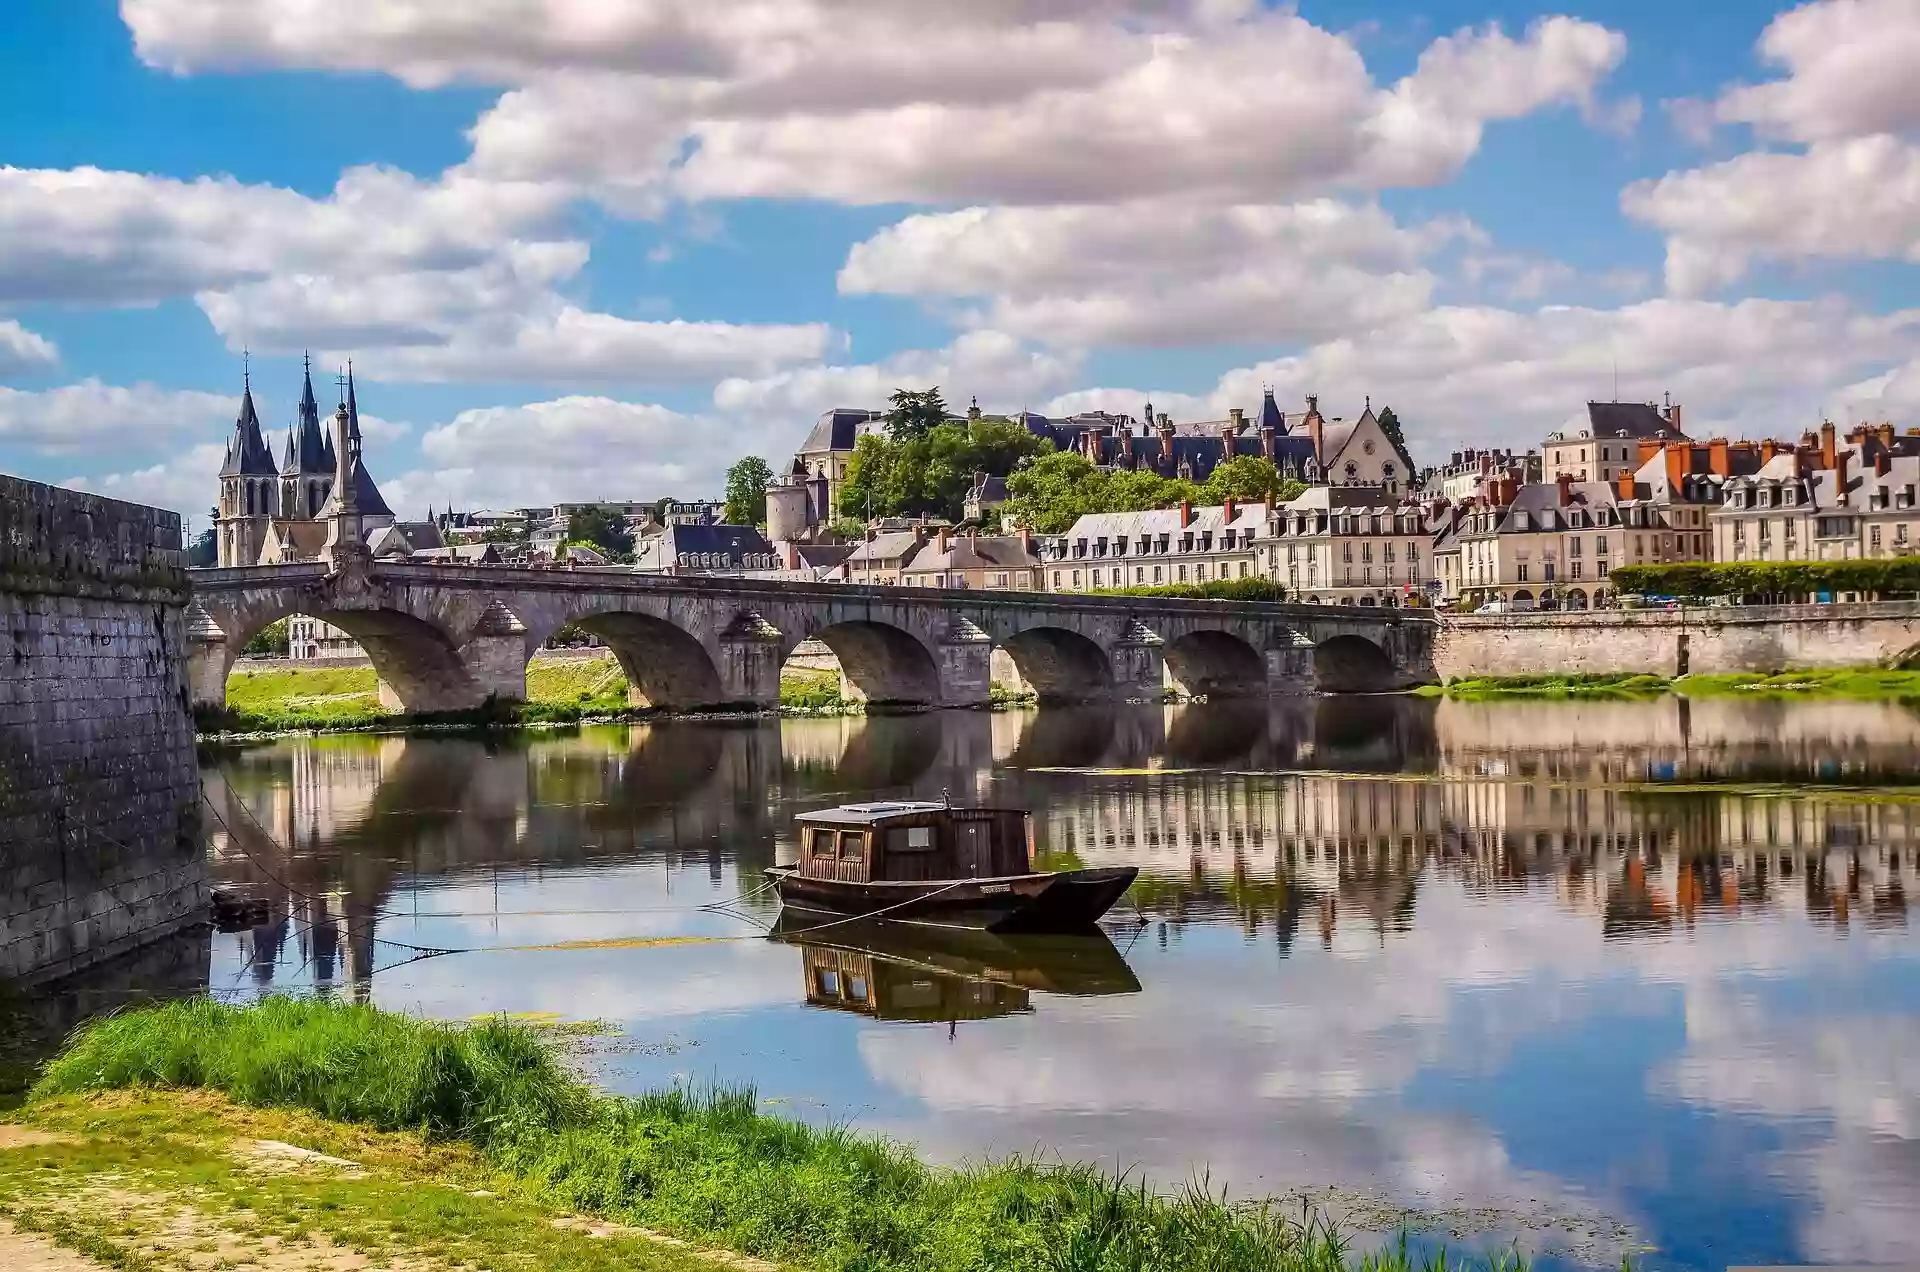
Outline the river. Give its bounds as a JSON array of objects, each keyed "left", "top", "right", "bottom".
[{"left": 41, "top": 695, "right": 1920, "bottom": 1270}]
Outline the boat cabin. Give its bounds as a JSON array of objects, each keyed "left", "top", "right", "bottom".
[
  {"left": 793, "top": 802, "right": 1032, "bottom": 885},
  {"left": 796, "top": 943, "right": 1029, "bottom": 1021}
]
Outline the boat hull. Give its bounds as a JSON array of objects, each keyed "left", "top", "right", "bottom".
[{"left": 766, "top": 865, "right": 1138, "bottom": 933}]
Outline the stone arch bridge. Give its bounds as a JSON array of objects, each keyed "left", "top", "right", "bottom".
[{"left": 186, "top": 562, "right": 1437, "bottom": 711}]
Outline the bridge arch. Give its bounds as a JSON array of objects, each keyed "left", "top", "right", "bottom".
[
  {"left": 1313, "top": 633, "right": 1400, "bottom": 693},
  {"left": 563, "top": 610, "right": 727, "bottom": 709},
  {"left": 996, "top": 626, "right": 1114, "bottom": 702},
  {"left": 203, "top": 603, "right": 488, "bottom": 712},
  {"left": 1164, "top": 629, "right": 1268, "bottom": 697},
  {"left": 802, "top": 620, "right": 943, "bottom": 706}
]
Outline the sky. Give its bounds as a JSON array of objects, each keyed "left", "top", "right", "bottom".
[{"left": 3, "top": 0, "right": 1920, "bottom": 533}]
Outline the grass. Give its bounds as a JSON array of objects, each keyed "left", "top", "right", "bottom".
[
  {"left": 779, "top": 670, "right": 847, "bottom": 711},
  {"left": 28, "top": 998, "right": 1536, "bottom": 1272},
  {"left": 1430, "top": 673, "right": 1673, "bottom": 700}
]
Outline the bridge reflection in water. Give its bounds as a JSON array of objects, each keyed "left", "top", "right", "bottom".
[{"left": 176, "top": 693, "right": 1920, "bottom": 1004}]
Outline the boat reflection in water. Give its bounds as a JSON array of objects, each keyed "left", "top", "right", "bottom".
[{"left": 768, "top": 914, "right": 1142, "bottom": 1022}]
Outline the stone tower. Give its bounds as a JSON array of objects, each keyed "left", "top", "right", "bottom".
[
  {"left": 279, "top": 356, "right": 335, "bottom": 520},
  {"left": 215, "top": 370, "right": 278, "bottom": 566}
]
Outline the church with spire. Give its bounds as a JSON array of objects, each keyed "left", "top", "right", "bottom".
[{"left": 215, "top": 358, "right": 426, "bottom": 568}]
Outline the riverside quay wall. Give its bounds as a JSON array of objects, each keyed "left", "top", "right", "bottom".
[
  {"left": 1, "top": 474, "right": 204, "bottom": 985},
  {"left": 1433, "top": 602, "right": 1920, "bottom": 681}
]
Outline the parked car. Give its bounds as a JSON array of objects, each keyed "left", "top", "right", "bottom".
[{"left": 1474, "top": 600, "right": 1512, "bottom": 614}]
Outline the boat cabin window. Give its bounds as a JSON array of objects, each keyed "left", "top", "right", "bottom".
[
  {"left": 837, "top": 831, "right": 867, "bottom": 862},
  {"left": 844, "top": 973, "right": 868, "bottom": 1002},
  {"left": 886, "top": 825, "right": 935, "bottom": 853},
  {"left": 807, "top": 828, "right": 835, "bottom": 859},
  {"left": 815, "top": 968, "right": 841, "bottom": 997}
]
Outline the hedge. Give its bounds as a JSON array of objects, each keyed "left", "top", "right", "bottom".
[
  {"left": 1086, "top": 577, "right": 1290, "bottom": 602},
  {"left": 1609, "top": 559, "right": 1920, "bottom": 598}
]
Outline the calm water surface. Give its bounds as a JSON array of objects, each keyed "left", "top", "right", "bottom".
[{"left": 106, "top": 699, "right": 1920, "bottom": 1268}]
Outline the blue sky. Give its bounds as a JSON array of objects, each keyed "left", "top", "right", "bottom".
[{"left": 3, "top": 0, "right": 1918, "bottom": 530}]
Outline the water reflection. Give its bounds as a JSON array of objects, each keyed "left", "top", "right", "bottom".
[
  {"left": 769, "top": 916, "right": 1143, "bottom": 1022},
  {"left": 31, "top": 693, "right": 1920, "bottom": 1271}
]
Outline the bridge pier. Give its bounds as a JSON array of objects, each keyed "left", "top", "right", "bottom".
[
  {"left": 718, "top": 612, "right": 784, "bottom": 708},
  {"left": 1110, "top": 621, "right": 1169, "bottom": 700},
  {"left": 457, "top": 600, "right": 532, "bottom": 703},
  {"left": 1265, "top": 630, "right": 1318, "bottom": 694},
  {"left": 935, "top": 617, "right": 994, "bottom": 707}
]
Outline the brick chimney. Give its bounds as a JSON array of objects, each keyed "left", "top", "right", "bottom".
[
  {"left": 1760, "top": 438, "right": 1777, "bottom": 463},
  {"left": 1637, "top": 438, "right": 1661, "bottom": 467},
  {"left": 1834, "top": 450, "right": 1851, "bottom": 504},
  {"left": 1667, "top": 403, "right": 1683, "bottom": 433},
  {"left": 1223, "top": 497, "right": 1237, "bottom": 522},
  {"left": 1228, "top": 407, "right": 1245, "bottom": 430},
  {"left": 1708, "top": 438, "right": 1730, "bottom": 477},
  {"left": 1665, "top": 444, "right": 1687, "bottom": 488},
  {"left": 1158, "top": 414, "right": 1176, "bottom": 466},
  {"left": 1179, "top": 500, "right": 1192, "bottom": 528},
  {"left": 1018, "top": 526, "right": 1033, "bottom": 555},
  {"left": 1219, "top": 418, "right": 1236, "bottom": 460},
  {"left": 1877, "top": 449, "right": 1892, "bottom": 477},
  {"left": 1556, "top": 472, "right": 1574, "bottom": 505},
  {"left": 781, "top": 540, "right": 800, "bottom": 570},
  {"left": 1616, "top": 470, "right": 1635, "bottom": 501},
  {"left": 1880, "top": 422, "right": 1896, "bottom": 450},
  {"left": 1305, "top": 395, "right": 1323, "bottom": 462},
  {"left": 935, "top": 526, "right": 950, "bottom": 554},
  {"left": 1821, "top": 420, "right": 1837, "bottom": 469}
]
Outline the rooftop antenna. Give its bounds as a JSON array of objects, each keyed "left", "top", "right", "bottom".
[{"left": 242, "top": 347, "right": 250, "bottom": 391}]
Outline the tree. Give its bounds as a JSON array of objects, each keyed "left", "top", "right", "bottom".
[
  {"left": 482, "top": 522, "right": 529, "bottom": 547},
  {"left": 1006, "top": 451, "right": 1104, "bottom": 533},
  {"left": 1202, "top": 456, "right": 1285, "bottom": 503},
  {"left": 885, "top": 387, "right": 949, "bottom": 442},
  {"left": 241, "top": 619, "right": 289, "bottom": 658},
  {"left": 566, "top": 506, "right": 634, "bottom": 560},
  {"left": 186, "top": 524, "right": 218, "bottom": 568},
  {"left": 723, "top": 455, "right": 774, "bottom": 526},
  {"left": 1376, "top": 406, "right": 1412, "bottom": 466},
  {"left": 839, "top": 418, "right": 1052, "bottom": 523}
]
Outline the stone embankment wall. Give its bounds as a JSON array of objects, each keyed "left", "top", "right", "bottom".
[
  {"left": 1434, "top": 602, "right": 1920, "bottom": 680},
  {"left": 1, "top": 474, "right": 204, "bottom": 985}
]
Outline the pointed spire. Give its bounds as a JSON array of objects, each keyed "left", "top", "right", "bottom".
[
  {"left": 220, "top": 362, "right": 276, "bottom": 477},
  {"left": 346, "top": 361, "right": 361, "bottom": 443}
]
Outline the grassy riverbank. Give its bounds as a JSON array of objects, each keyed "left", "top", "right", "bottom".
[
  {"left": 16, "top": 998, "right": 1525, "bottom": 1272},
  {"left": 1423, "top": 667, "right": 1920, "bottom": 700}
]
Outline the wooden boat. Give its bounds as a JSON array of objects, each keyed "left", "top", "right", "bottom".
[
  {"left": 766, "top": 800, "right": 1137, "bottom": 933},
  {"left": 769, "top": 917, "right": 1141, "bottom": 1022}
]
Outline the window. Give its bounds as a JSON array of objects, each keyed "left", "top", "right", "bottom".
[
  {"left": 1177, "top": 564, "right": 1188, "bottom": 581},
  {"left": 838, "top": 831, "right": 867, "bottom": 862},
  {"left": 808, "top": 828, "right": 836, "bottom": 859},
  {"left": 1071, "top": 570, "right": 1081, "bottom": 587},
  {"left": 1238, "top": 561, "right": 1249, "bottom": 577},
  {"left": 1195, "top": 562, "right": 1208, "bottom": 580},
  {"left": 1153, "top": 565, "right": 1163, "bottom": 583},
  {"left": 1572, "top": 561, "right": 1583, "bottom": 579},
  {"left": 1343, "top": 542, "right": 1353, "bottom": 562},
  {"left": 1384, "top": 543, "right": 1396, "bottom": 563},
  {"left": 1901, "top": 524, "right": 1911, "bottom": 545},
  {"left": 1569, "top": 536, "right": 1581, "bottom": 557},
  {"left": 1872, "top": 525, "right": 1883, "bottom": 550},
  {"left": 886, "top": 825, "right": 934, "bottom": 853},
  {"left": 1362, "top": 543, "right": 1373, "bottom": 563},
  {"left": 1731, "top": 523, "right": 1744, "bottom": 544},
  {"left": 1517, "top": 564, "right": 1529, "bottom": 582},
  {"left": 1053, "top": 571, "right": 1062, "bottom": 588},
  {"left": 1136, "top": 567, "right": 1145, "bottom": 582},
  {"left": 1544, "top": 563, "right": 1557, "bottom": 582},
  {"left": 1092, "top": 569, "right": 1102, "bottom": 587}
]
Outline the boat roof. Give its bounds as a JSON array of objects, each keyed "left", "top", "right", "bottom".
[{"left": 797, "top": 801, "right": 1022, "bottom": 826}]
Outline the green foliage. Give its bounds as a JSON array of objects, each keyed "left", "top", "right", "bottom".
[
  {"left": 1610, "top": 559, "right": 1920, "bottom": 599},
  {"left": 780, "top": 670, "right": 845, "bottom": 710},
  {"left": 723, "top": 455, "right": 774, "bottom": 526},
  {"left": 34, "top": 998, "right": 1532, "bottom": 1272},
  {"left": 240, "top": 618, "right": 290, "bottom": 658},
  {"left": 481, "top": 521, "right": 530, "bottom": 547},
  {"left": 1090, "top": 578, "right": 1289, "bottom": 602},
  {"left": 187, "top": 525, "right": 218, "bottom": 567},
  {"left": 824, "top": 516, "right": 868, "bottom": 540},
  {"left": 839, "top": 418, "right": 1053, "bottom": 522},
  {"left": 564, "top": 507, "right": 634, "bottom": 561},
  {"left": 1439, "top": 672, "right": 1673, "bottom": 700},
  {"left": 1200, "top": 456, "right": 1283, "bottom": 503},
  {"left": 1375, "top": 406, "right": 1409, "bottom": 464},
  {"left": 884, "top": 386, "right": 949, "bottom": 441},
  {"left": 1007, "top": 451, "right": 1276, "bottom": 534}
]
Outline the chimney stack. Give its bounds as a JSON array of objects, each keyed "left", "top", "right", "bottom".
[
  {"left": 1223, "top": 497, "right": 1237, "bottom": 522},
  {"left": 1708, "top": 438, "right": 1730, "bottom": 477},
  {"left": 1556, "top": 471, "right": 1573, "bottom": 506},
  {"left": 1760, "top": 438, "right": 1777, "bottom": 463},
  {"left": 1668, "top": 403, "right": 1683, "bottom": 433},
  {"left": 1616, "top": 469, "right": 1635, "bottom": 501},
  {"left": 1179, "top": 500, "right": 1193, "bottom": 528},
  {"left": 1834, "top": 450, "right": 1851, "bottom": 504},
  {"left": 1229, "top": 407, "right": 1245, "bottom": 429},
  {"left": 1158, "top": 414, "right": 1176, "bottom": 465},
  {"left": 936, "top": 526, "right": 950, "bottom": 554},
  {"left": 1880, "top": 422, "right": 1896, "bottom": 450},
  {"left": 1876, "top": 449, "right": 1891, "bottom": 477},
  {"left": 1821, "top": 420, "right": 1837, "bottom": 469}
]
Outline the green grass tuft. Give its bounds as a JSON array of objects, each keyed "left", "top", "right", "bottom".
[{"left": 33, "top": 998, "right": 1536, "bottom": 1272}]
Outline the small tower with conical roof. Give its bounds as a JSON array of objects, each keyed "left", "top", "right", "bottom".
[{"left": 216, "top": 360, "right": 279, "bottom": 566}]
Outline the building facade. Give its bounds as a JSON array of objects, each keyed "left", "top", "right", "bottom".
[
  {"left": 1542, "top": 399, "right": 1690, "bottom": 483},
  {"left": 1262, "top": 486, "right": 1433, "bottom": 606},
  {"left": 1044, "top": 502, "right": 1265, "bottom": 592},
  {"left": 1715, "top": 423, "right": 1920, "bottom": 564}
]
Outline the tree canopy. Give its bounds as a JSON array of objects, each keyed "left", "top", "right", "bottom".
[
  {"left": 1005, "top": 452, "right": 1304, "bottom": 533},
  {"left": 838, "top": 416, "right": 1052, "bottom": 522},
  {"left": 1375, "top": 406, "right": 1413, "bottom": 469},
  {"left": 565, "top": 506, "right": 634, "bottom": 560},
  {"left": 723, "top": 455, "right": 773, "bottom": 526},
  {"left": 884, "top": 387, "right": 950, "bottom": 442}
]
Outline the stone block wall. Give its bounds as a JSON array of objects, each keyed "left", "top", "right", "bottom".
[
  {"left": 0, "top": 474, "right": 205, "bottom": 985},
  {"left": 1433, "top": 603, "right": 1920, "bottom": 681}
]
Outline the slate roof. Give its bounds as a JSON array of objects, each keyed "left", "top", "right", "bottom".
[
  {"left": 903, "top": 535, "right": 1042, "bottom": 574},
  {"left": 1551, "top": 401, "right": 1690, "bottom": 443},
  {"left": 282, "top": 363, "right": 333, "bottom": 476},
  {"left": 634, "top": 523, "right": 774, "bottom": 571},
  {"left": 219, "top": 386, "right": 278, "bottom": 477},
  {"left": 800, "top": 407, "right": 887, "bottom": 454}
]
